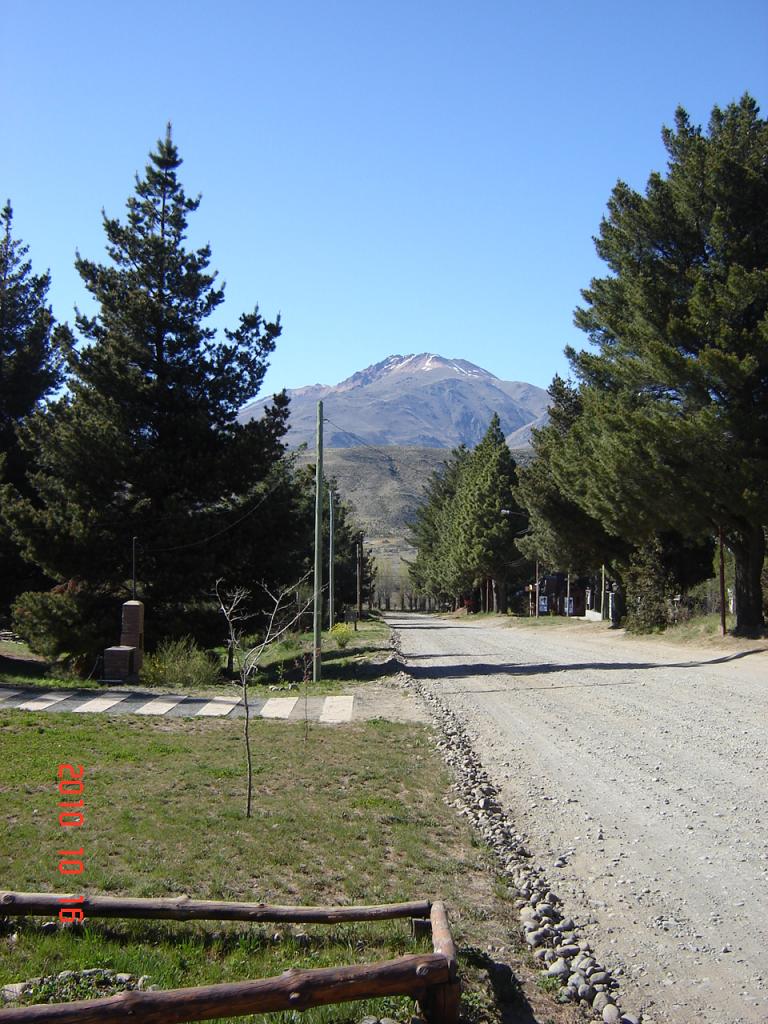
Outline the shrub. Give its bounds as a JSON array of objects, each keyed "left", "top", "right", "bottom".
[
  {"left": 12, "top": 585, "right": 114, "bottom": 672},
  {"left": 330, "top": 623, "right": 352, "bottom": 649},
  {"left": 142, "top": 636, "right": 221, "bottom": 689}
]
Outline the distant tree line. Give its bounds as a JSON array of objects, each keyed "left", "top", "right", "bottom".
[
  {"left": 412, "top": 95, "right": 768, "bottom": 633},
  {"left": 0, "top": 127, "right": 374, "bottom": 668}
]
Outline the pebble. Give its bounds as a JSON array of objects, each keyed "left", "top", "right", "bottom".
[
  {"left": 546, "top": 958, "right": 569, "bottom": 979},
  {"left": 603, "top": 1006, "right": 621, "bottom": 1024},
  {"left": 592, "top": 992, "right": 614, "bottom": 1013}
]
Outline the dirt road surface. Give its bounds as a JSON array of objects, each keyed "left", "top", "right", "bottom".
[{"left": 388, "top": 613, "right": 767, "bottom": 1024}]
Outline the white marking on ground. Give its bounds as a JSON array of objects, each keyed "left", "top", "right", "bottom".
[
  {"left": 319, "top": 695, "right": 355, "bottom": 723},
  {"left": 196, "top": 696, "right": 241, "bottom": 717},
  {"left": 260, "top": 697, "right": 298, "bottom": 719},
  {"left": 134, "top": 695, "right": 187, "bottom": 716},
  {"left": 0, "top": 690, "right": 21, "bottom": 703},
  {"left": 16, "top": 691, "right": 74, "bottom": 711},
  {"left": 72, "top": 692, "right": 128, "bottom": 714}
]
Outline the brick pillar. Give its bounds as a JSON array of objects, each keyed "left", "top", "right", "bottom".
[{"left": 120, "top": 600, "right": 144, "bottom": 670}]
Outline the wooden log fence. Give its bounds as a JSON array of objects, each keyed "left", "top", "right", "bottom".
[
  {"left": 0, "top": 892, "right": 431, "bottom": 925},
  {"left": 0, "top": 893, "right": 460, "bottom": 1024}
]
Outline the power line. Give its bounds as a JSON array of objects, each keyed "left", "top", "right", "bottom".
[{"left": 323, "top": 418, "right": 399, "bottom": 471}]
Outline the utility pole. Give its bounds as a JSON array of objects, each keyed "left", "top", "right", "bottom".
[
  {"left": 313, "top": 401, "right": 323, "bottom": 683},
  {"left": 328, "top": 486, "right": 335, "bottom": 631},
  {"left": 535, "top": 560, "right": 540, "bottom": 618},
  {"left": 356, "top": 535, "right": 363, "bottom": 626}
]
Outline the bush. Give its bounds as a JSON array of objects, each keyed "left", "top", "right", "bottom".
[
  {"left": 12, "top": 585, "right": 115, "bottom": 673},
  {"left": 142, "top": 636, "right": 221, "bottom": 689},
  {"left": 625, "top": 538, "right": 672, "bottom": 633},
  {"left": 330, "top": 623, "right": 352, "bottom": 649}
]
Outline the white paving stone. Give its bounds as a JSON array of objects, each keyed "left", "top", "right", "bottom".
[
  {"left": 0, "top": 690, "right": 21, "bottom": 703},
  {"left": 196, "top": 696, "right": 241, "bottom": 717},
  {"left": 72, "top": 692, "right": 128, "bottom": 714},
  {"left": 319, "top": 695, "right": 355, "bottom": 723},
  {"left": 16, "top": 691, "right": 74, "bottom": 711},
  {"left": 260, "top": 697, "right": 298, "bottom": 719},
  {"left": 134, "top": 695, "right": 187, "bottom": 716}
]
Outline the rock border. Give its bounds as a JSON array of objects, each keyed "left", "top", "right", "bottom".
[{"left": 390, "top": 629, "right": 640, "bottom": 1024}]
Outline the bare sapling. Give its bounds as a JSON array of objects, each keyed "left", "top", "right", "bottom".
[{"left": 215, "top": 575, "right": 313, "bottom": 817}]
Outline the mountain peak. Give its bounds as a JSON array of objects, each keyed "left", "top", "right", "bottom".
[{"left": 335, "top": 353, "right": 497, "bottom": 391}]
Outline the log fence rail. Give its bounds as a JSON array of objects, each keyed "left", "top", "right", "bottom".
[{"left": 0, "top": 893, "right": 460, "bottom": 1024}]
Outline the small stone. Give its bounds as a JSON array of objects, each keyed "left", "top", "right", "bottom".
[
  {"left": 115, "top": 974, "right": 133, "bottom": 984},
  {"left": 620, "top": 1016, "right": 640, "bottom": 1024},
  {"left": 578, "top": 983, "right": 596, "bottom": 1002},
  {"left": 603, "top": 1006, "right": 621, "bottom": 1024},
  {"left": 2, "top": 983, "right": 25, "bottom": 1002},
  {"left": 591, "top": 971, "right": 611, "bottom": 985},
  {"left": 57, "top": 971, "right": 75, "bottom": 981},
  {"left": 592, "top": 992, "right": 613, "bottom": 1013},
  {"left": 40, "top": 922, "right": 57, "bottom": 933},
  {"left": 546, "top": 958, "right": 569, "bottom": 979},
  {"left": 136, "top": 976, "right": 151, "bottom": 991},
  {"left": 294, "top": 932, "right": 310, "bottom": 948},
  {"left": 556, "top": 944, "right": 581, "bottom": 958},
  {"left": 360, "top": 1017, "right": 379, "bottom": 1024}
]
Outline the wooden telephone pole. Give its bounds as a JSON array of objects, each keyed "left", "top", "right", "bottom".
[
  {"left": 313, "top": 402, "right": 323, "bottom": 682},
  {"left": 356, "top": 535, "right": 363, "bottom": 626}
]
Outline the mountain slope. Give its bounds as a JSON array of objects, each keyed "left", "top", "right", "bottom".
[{"left": 239, "top": 353, "right": 549, "bottom": 449}]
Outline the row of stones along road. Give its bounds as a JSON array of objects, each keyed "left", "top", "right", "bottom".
[{"left": 391, "top": 635, "right": 641, "bottom": 1024}]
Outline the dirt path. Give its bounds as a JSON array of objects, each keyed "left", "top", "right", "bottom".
[{"left": 388, "top": 613, "right": 768, "bottom": 1024}]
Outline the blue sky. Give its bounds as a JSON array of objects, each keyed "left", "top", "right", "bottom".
[{"left": 3, "top": 0, "right": 767, "bottom": 399}]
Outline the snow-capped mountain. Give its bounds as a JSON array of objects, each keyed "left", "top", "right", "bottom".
[{"left": 238, "top": 353, "right": 549, "bottom": 449}]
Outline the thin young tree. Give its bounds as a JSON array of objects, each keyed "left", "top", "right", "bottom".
[{"left": 216, "top": 576, "right": 312, "bottom": 818}]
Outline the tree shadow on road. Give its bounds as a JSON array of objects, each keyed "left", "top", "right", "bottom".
[{"left": 405, "top": 647, "right": 764, "bottom": 681}]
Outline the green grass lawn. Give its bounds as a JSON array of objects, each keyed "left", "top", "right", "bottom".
[{"left": 0, "top": 711, "right": 526, "bottom": 1024}]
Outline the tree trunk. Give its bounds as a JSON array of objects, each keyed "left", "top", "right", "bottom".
[
  {"left": 731, "top": 521, "right": 765, "bottom": 633},
  {"left": 497, "top": 580, "right": 508, "bottom": 615}
]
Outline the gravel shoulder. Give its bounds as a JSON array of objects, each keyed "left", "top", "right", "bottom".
[{"left": 387, "top": 613, "right": 768, "bottom": 1024}]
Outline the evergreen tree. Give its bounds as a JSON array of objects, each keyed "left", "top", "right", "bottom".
[
  {"left": 0, "top": 202, "right": 66, "bottom": 611},
  {"left": 409, "top": 418, "right": 529, "bottom": 611},
  {"left": 407, "top": 445, "right": 470, "bottom": 604},
  {"left": 564, "top": 95, "right": 768, "bottom": 632},
  {"left": 515, "top": 377, "right": 631, "bottom": 574},
  {"left": 3, "top": 128, "right": 289, "bottom": 658},
  {"left": 452, "top": 414, "right": 528, "bottom": 611}
]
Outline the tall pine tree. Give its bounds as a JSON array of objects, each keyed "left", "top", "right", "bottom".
[
  {"left": 563, "top": 95, "right": 768, "bottom": 631},
  {"left": 4, "top": 128, "right": 289, "bottom": 658},
  {"left": 0, "top": 202, "right": 66, "bottom": 612}
]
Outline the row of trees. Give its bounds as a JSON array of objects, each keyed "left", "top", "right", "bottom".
[
  {"left": 411, "top": 95, "right": 767, "bottom": 633},
  {"left": 407, "top": 415, "right": 530, "bottom": 612},
  {"left": 0, "top": 127, "right": 374, "bottom": 667}
]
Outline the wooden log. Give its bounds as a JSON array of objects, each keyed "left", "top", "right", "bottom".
[
  {"left": 0, "top": 953, "right": 451, "bottom": 1024},
  {"left": 0, "top": 892, "right": 431, "bottom": 924},
  {"left": 420, "top": 980, "right": 461, "bottom": 1024},
  {"left": 429, "top": 901, "right": 457, "bottom": 977}
]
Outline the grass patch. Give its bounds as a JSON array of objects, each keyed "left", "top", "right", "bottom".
[{"left": 0, "top": 711, "right": 517, "bottom": 1024}]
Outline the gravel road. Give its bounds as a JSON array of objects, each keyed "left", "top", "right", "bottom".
[{"left": 388, "top": 613, "right": 768, "bottom": 1024}]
